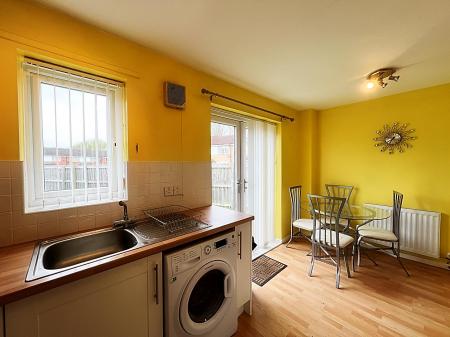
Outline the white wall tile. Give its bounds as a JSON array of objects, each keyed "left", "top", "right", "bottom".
[
  {"left": 11, "top": 178, "right": 23, "bottom": 195},
  {"left": 37, "top": 211, "right": 58, "bottom": 224},
  {"left": 77, "top": 205, "right": 96, "bottom": 217},
  {"left": 0, "top": 161, "right": 11, "bottom": 178},
  {"left": 0, "top": 196, "right": 12, "bottom": 213},
  {"left": 38, "top": 222, "right": 60, "bottom": 239},
  {"left": 78, "top": 215, "right": 95, "bottom": 232},
  {"left": 13, "top": 224, "right": 37, "bottom": 244},
  {"left": 0, "top": 212, "right": 12, "bottom": 229},
  {"left": 11, "top": 195, "right": 24, "bottom": 211},
  {"left": 0, "top": 179, "right": 11, "bottom": 195},
  {"left": 59, "top": 216, "right": 78, "bottom": 234},
  {"left": 95, "top": 213, "right": 112, "bottom": 228},
  {"left": 10, "top": 161, "right": 22, "bottom": 179},
  {"left": 0, "top": 226, "right": 12, "bottom": 247},
  {"left": 58, "top": 207, "right": 78, "bottom": 219},
  {"left": 12, "top": 211, "right": 37, "bottom": 227},
  {"left": 2, "top": 160, "right": 212, "bottom": 245}
]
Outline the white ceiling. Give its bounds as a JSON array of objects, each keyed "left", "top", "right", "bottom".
[{"left": 37, "top": 0, "right": 450, "bottom": 110}]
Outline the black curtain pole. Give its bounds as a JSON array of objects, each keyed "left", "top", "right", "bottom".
[{"left": 201, "top": 88, "right": 294, "bottom": 122}]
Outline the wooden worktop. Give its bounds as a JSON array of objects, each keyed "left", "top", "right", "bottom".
[{"left": 0, "top": 205, "right": 253, "bottom": 305}]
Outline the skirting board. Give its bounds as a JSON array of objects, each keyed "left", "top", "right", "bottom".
[{"left": 281, "top": 235, "right": 449, "bottom": 270}]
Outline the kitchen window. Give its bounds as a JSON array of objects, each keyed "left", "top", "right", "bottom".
[{"left": 21, "top": 58, "right": 127, "bottom": 213}]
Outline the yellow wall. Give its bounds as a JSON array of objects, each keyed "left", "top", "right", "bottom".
[
  {"left": 0, "top": 0, "right": 305, "bottom": 239},
  {"left": 317, "top": 83, "right": 450, "bottom": 257},
  {"left": 8, "top": 0, "right": 446, "bottom": 251}
]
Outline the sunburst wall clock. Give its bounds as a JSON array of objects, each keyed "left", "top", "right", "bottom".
[{"left": 373, "top": 122, "right": 417, "bottom": 154}]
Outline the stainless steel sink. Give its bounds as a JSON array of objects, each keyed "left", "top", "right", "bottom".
[
  {"left": 26, "top": 228, "right": 144, "bottom": 281},
  {"left": 42, "top": 229, "right": 138, "bottom": 269}
]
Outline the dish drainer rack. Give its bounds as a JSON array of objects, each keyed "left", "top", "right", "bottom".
[{"left": 143, "top": 205, "right": 205, "bottom": 234}]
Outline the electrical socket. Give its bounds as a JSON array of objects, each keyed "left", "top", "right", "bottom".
[
  {"left": 163, "top": 186, "right": 174, "bottom": 196},
  {"left": 173, "top": 185, "right": 183, "bottom": 196}
]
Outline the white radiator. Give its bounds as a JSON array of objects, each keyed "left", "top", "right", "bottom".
[{"left": 363, "top": 204, "right": 441, "bottom": 258}]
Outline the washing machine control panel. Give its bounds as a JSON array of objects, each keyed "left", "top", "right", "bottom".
[
  {"left": 171, "top": 247, "right": 202, "bottom": 276},
  {"left": 170, "top": 232, "right": 237, "bottom": 277},
  {"left": 204, "top": 245, "right": 212, "bottom": 255}
]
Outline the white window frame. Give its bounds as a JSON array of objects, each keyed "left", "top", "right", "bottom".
[{"left": 21, "top": 59, "right": 128, "bottom": 213}]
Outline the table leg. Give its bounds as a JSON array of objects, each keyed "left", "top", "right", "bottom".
[{"left": 353, "top": 218, "right": 375, "bottom": 271}]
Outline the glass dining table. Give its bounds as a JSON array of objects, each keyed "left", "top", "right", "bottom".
[
  {"left": 300, "top": 201, "right": 391, "bottom": 261},
  {"left": 301, "top": 201, "right": 391, "bottom": 232},
  {"left": 339, "top": 204, "right": 390, "bottom": 230}
]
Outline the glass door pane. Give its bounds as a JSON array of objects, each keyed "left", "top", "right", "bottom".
[{"left": 211, "top": 119, "right": 240, "bottom": 210}]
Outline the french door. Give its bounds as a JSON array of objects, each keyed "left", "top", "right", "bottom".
[{"left": 211, "top": 111, "right": 277, "bottom": 254}]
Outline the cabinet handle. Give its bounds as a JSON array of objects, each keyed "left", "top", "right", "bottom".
[
  {"left": 238, "top": 232, "right": 242, "bottom": 259},
  {"left": 154, "top": 264, "right": 159, "bottom": 305}
]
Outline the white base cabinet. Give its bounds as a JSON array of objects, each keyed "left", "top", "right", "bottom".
[
  {"left": 5, "top": 254, "right": 163, "bottom": 337},
  {"left": 235, "top": 221, "right": 252, "bottom": 314}
]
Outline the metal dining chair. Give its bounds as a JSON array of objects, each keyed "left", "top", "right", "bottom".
[
  {"left": 307, "top": 194, "right": 354, "bottom": 289},
  {"left": 354, "top": 191, "right": 409, "bottom": 276},
  {"left": 286, "top": 186, "right": 314, "bottom": 248},
  {"left": 325, "top": 184, "right": 354, "bottom": 204},
  {"left": 325, "top": 184, "right": 354, "bottom": 228}
]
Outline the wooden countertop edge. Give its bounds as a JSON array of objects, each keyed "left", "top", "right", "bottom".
[{"left": 0, "top": 206, "right": 254, "bottom": 305}]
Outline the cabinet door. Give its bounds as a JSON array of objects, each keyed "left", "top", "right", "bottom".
[
  {"left": 236, "top": 221, "right": 252, "bottom": 313},
  {"left": 148, "top": 253, "right": 163, "bottom": 337},
  {"left": 6, "top": 255, "right": 162, "bottom": 337}
]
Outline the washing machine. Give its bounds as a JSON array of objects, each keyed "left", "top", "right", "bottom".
[{"left": 164, "top": 231, "right": 238, "bottom": 337}]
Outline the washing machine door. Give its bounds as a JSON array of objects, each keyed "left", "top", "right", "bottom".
[{"left": 179, "top": 260, "right": 235, "bottom": 335}]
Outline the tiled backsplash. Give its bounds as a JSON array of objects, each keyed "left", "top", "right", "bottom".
[{"left": 0, "top": 161, "right": 212, "bottom": 247}]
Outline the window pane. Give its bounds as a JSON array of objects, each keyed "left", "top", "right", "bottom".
[
  {"left": 40, "top": 84, "right": 110, "bottom": 195},
  {"left": 211, "top": 122, "right": 237, "bottom": 209}
]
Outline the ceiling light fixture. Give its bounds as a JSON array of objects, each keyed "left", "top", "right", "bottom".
[{"left": 367, "top": 68, "right": 400, "bottom": 88}]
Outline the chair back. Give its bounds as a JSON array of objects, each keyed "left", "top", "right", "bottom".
[
  {"left": 325, "top": 184, "right": 354, "bottom": 204},
  {"left": 289, "top": 186, "right": 302, "bottom": 224},
  {"left": 392, "top": 191, "right": 403, "bottom": 239},
  {"left": 307, "top": 194, "right": 346, "bottom": 247}
]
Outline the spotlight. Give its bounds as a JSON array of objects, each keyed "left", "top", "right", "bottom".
[
  {"left": 389, "top": 75, "right": 400, "bottom": 82},
  {"left": 367, "top": 81, "right": 375, "bottom": 89},
  {"left": 378, "top": 79, "right": 387, "bottom": 88}
]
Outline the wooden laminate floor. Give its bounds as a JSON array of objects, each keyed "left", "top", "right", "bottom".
[{"left": 235, "top": 241, "right": 450, "bottom": 337}]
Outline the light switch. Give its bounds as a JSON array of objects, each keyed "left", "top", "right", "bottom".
[{"left": 164, "top": 186, "right": 174, "bottom": 196}]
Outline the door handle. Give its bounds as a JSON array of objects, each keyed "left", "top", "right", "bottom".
[
  {"left": 224, "top": 273, "right": 232, "bottom": 298},
  {"left": 238, "top": 231, "right": 242, "bottom": 259},
  {"left": 154, "top": 264, "right": 159, "bottom": 305},
  {"left": 236, "top": 179, "right": 242, "bottom": 194}
]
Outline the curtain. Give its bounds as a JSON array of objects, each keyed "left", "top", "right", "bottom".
[{"left": 245, "top": 120, "right": 276, "bottom": 249}]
